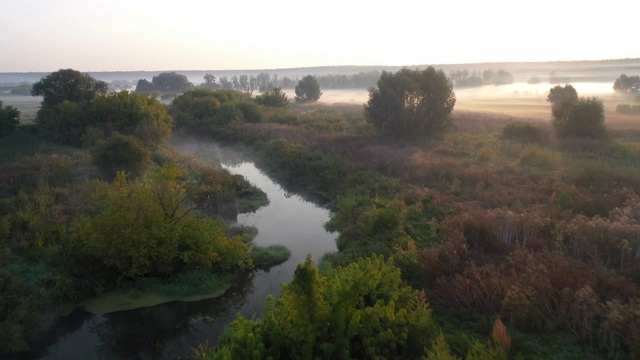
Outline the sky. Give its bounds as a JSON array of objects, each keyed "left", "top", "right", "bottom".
[{"left": 0, "top": 0, "right": 637, "bottom": 72}]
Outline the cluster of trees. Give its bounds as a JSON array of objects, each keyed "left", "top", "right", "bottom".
[
  {"left": 135, "top": 72, "right": 193, "bottom": 93},
  {"left": 1, "top": 68, "right": 278, "bottom": 354},
  {"left": 203, "top": 256, "right": 508, "bottom": 359},
  {"left": 365, "top": 67, "right": 456, "bottom": 140},
  {"left": 547, "top": 84, "right": 607, "bottom": 139},
  {"left": 448, "top": 69, "right": 514, "bottom": 88},
  {"left": 614, "top": 74, "right": 640, "bottom": 94}
]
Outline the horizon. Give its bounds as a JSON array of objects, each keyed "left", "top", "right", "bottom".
[
  {"left": 1, "top": 0, "right": 638, "bottom": 73},
  {"left": 2, "top": 57, "right": 639, "bottom": 75}
]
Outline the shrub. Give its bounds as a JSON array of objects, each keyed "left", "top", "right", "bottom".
[
  {"left": 92, "top": 134, "right": 153, "bottom": 180},
  {"left": 518, "top": 148, "right": 564, "bottom": 170},
  {"left": 0, "top": 101, "right": 20, "bottom": 137},
  {"left": 500, "top": 122, "right": 549, "bottom": 144}
]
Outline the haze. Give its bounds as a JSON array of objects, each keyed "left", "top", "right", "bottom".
[{"left": 1, "top": 0, "right": 638, "bottom": 72}]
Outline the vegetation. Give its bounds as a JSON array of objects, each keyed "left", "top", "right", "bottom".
[
  {"left": 135, "top": 71, "right": 194, "bottom": 93},
  {"left": 365, "top": 67, "right": 456, "bottom": 140},
  {"left": 254, "top": 87, "right": 290, "bottom": 108},
  {"left": 614, "top": 73, "right": 640, "bottom": 94},
  {"left": 31, "top": 68, "right": 108, "bottom": 106},
  {"left": 500, "top": 121, "right": 550, "bottom": 145},
  {"left": 0, "top": 72, "right": 273, "bottom": 355},
  {"left": 295, "top": 75, "right": 322, "bottom": 102},
  {"left": 548, "top": 85, "right": 607, "bottom": 140},
  {"left": 4, "top": 64, "right": 640, "bottom": 358},
  {"left": 250, "top": 245, "right": 291, "bottom": 268},
  {"left": 0, "top": 101, "right": 20, "bottom": 136}
]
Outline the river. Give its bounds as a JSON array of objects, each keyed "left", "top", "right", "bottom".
[{"left": 30, "top": 142, "right": 338, "bottom": 360}]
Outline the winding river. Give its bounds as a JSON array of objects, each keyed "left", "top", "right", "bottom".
[{"left": 31, "top": 141, "right": 338, "bottom": 360}]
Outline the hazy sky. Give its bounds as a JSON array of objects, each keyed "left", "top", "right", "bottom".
[{"left": 0, "top": 0, "right": 637, "bottom": 72}]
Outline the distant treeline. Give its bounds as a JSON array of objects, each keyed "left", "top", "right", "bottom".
[{"left": 448, "top": 69, "right": 515, "bottom": 88}]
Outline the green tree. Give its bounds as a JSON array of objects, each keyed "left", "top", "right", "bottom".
[
  {"left": 547, "top": 85, "right": 606, "bottom": 139},
  {"left": 254, "top": 87, "right": 290, "bottom": 108},
  {"left": 295, "top": 75, "right": 322, "bottom": 102},
  {"left": 365, "top": 67, "right": 456, "bottom": 140},
  {"left": 0, "top": 101, "right": 20, "bottom": 137},
  {"left": 135, "top": 72, "right": 193, "bottom": 93},
  {"left": 553, "top": 96, "right": 607, "bottom": 139},
  {"left": 87, "top": 90, "right": 173, "bottom": 148},
  {"left": 92, "top": 134, "right": 153, "bottom": 180},
  {"left": 210, "top": 255, "right": 438, "bottom": 359},
  {"left": 36, "top": 100, "right": 88, "bottom": 146},
  {"left": 613, "top": 74, "right": 640, "bottom": 94},
  {"left": 547, "top": 84, "right": 578, "bottom": 105},
  {"left": 31, "top": 69, "right": 108, "bottom": 107},
  {"left": 32, "top": 69, "right": 108, "bottom": 145}
]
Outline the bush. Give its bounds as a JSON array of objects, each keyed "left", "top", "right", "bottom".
[
  {"left": 250, "top": 245, "right": 291, "bottom": 268},
  {"left": 553, "top": 97, "right": 607, "bottom": 140},
  {"left": 616, "top": 104, "right": 640, "bottom": 115},
  {"left": 518, "top": 148, "right": 564, "bottom": 170},
  {"left": 500, "top": 122, "right": 549, "bottom": 144},
  {"left": 92, "top": 134, "right": 153, "bottom": 180},
  {"left": 0, "top": 101, "right": 20, "bottom": 137}
]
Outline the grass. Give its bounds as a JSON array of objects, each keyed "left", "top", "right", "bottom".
[
  {"left": 250, "top": 244, "right": 291, "bottom": 268},
  {"left": 79, "top": 271, "right": 236, "bottom": 314}
]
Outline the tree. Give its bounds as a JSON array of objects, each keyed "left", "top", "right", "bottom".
[
  {"left": 547, "top": 85, "right": 606, "bottom": 139},
  {"left": 87, "top": 90, "right": 173, "bottom": 148},
  {"left": 547, "top": 84, "right": 578, "bottom": 104},
  {"left": 552, "top": 95, "right": 607, "bottom": 139},
  {"left": 92, "top": 133, "right": 153, "bottom": 180},
  {"left": 135, "top": 72, "right": 193, "bottom": 93},
  {"left": 209, "top": 255, "right": 438, "bottom": 359},
  {"left": 0, "top": 101, "right": 20, "bottom": 137},
  {"left": 31, "top": 69, "right": 108, "bottom": 106},
  {"left": 613, "top": 74, "right": 640, "bottom": 94},
  {"left": 295, "top": 75, "right": 322, "bottom": 102},
  {"left": 365, "top": 67, "right": 456, "bottom": 140},
  {"left": 254, "top": 87, "right": 290, "bottom": 108}
]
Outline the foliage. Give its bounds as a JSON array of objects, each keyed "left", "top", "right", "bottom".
[
  {"left": 250, "top": 245, "right": 291, "bottom": 268},
  {"left": 0, "top": 101, "right": 20, "bottom": 137},
  {"left": 73, "top": 169, "right": 253, "bottom": 279},
  {"left": 92, "top": 133, "right": 153, "bottom": 180},
  {"left": 614, "top": 74, "right": 640, "bottom": 94},
  {"left": 86, "top": 90, "right": 173, "bottom": 148},
  {"left": 31, "top": 68, "right": 108, "bottom": 107},
  {"left": 254, "top": 87, "right": 290, "bottom": 107},
  {"left": 294, "top": 75, "right": 322, "bottom": 102},
  {"left": 169, "top": 89, "right": 259, "bottom": 130},
  {"left": 35, "top": 100, "right": 88, "bottom": 146},
  {"left": 209, "top": 255, "right": 438, "bottom": 359},
  {"left": 135, "top": 72, "right": 194, "bottom": 93},
  {"left": 482, "top": 69, "right": 514, "bottom": 85},
  {"left": 518, "top": 148, "right": 564, "bottom": 170},
  {"left": 499, "top": 122, "right": 549, "bottom": 144},
  {"left": 616, "top": 103, "right": 640, "bottom": 115},
  {"left": 546, "top": 84, "right": 578, "bottom": 105},
  {"left": 365, "top": 67, "right": 456, "bottom": 140},
  {"left": 551, "top": 91, "right": 607, "bottom": 139}
]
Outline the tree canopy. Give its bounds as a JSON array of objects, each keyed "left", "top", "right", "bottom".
[
  {"left": 254, "top": 87, "right": 289, "bottom": 108},
  {"left": 209, "top": 255, "right": 438, "bottom": 359},
  {"left": 31, "top": 69, "right": 108, "bottom": 106},
  {"left": 295, "top": 75, "right": 322, "bottom": 102},
  {"left": 135, "top": 72, "right": 193, "bottom": 93},
  {"left": 613, "top": 74, "right": 640, "bottom": 94},
  {"left": 548, "top": 86, "right": 607, "bottom": 139},
  {"left": 365, "top": 67, "right": 456, "bottom": 140},
  {"left": 0, "top": 101, "right": 20, "bottom": 137}
]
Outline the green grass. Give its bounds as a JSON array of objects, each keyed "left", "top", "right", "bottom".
[{"left": 250, "top": 244, "right": 291, "bottom": 268}]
